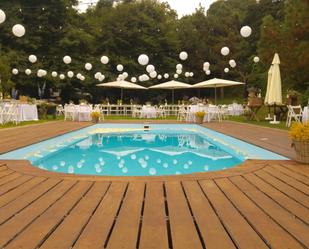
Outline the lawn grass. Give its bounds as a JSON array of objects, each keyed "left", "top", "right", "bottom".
[
  {"left": 227, "top": 116, "right": 288, "bottom": 130},
  {"left": 0, "top": 116, "right": 63, "bottom": 129}
]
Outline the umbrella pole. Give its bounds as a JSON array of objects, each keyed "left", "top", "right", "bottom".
[
  {"left": 172, "top": 89, "right": 175, "bottom": 104},
  {"left": 121, "top": 88, "right": 123, "bottom": 101},
  {"left": 214, "top": 86, "right": 217, "bottom": 105}
]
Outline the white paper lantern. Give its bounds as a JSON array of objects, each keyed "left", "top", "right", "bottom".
[
  {"left": 240, "top": 26, "right": 252, "bottom": 38},
  {"left": 138, "top": 76, "right": 143, "bottom": 82},
  {"left": 157, "top": 74, "right": 162, "bottom": 80},
  {"left": 117, "top": 77, "right": 121, "bottom": 81},
  {"left": 203, "top": 62, "right": 210, "bottom": 68},
  {"left": 76, "top": 73, "right": 82, "bottom": 79},
  {"left": 176, "top": 64, "right": 183, "bottom": 70},
  {"left": 164, "top": 73, "right": 169, "bottom": 79},
  {"left": 179, "top": 51, "right": 188, "bottom": 61},
  {"left": 176, "top": 69, "right": 182, "bottom": 75},
  {"left": 221, "top": 47, "right": 230, "bottom": 56},
  {"left": 206, "top": 70, "right": 211, "bottom": 75},
  {"left": 99, "top": 75, "right": 105, "bottom": 82},
  {"left": 59, "top": 74, "right": 65, "bottom": 80},
  {"left": 80, "top": 76, "right": 85, "bottom": 81},
  {"left": 123, "top": 72, "right": 129, "bottom": 79},
  {"left": 51, "top": 71, "right": 58, "bottom": 77},
  {"left": 174, "top": 74, "right": 179, "bottom": 78},
  {"left": 119, "top": 74, "right": 125, "bottom": 80},
  {"left": 0, "top": 9, "right": 6, "bottom": 24},
  {"left": 253, "top": 56, "right": 260, "bottom": 63},
  {"left": 185, "top": 72, "right": 190, "bottom": 77},
  {"left": 146, "top": 64, "right": 155, "bottom": 73},
  {"left": 41, "top": 70, "right": 47, "bottom": 76},
  {"left": 25, "top": 69, "right": 31, "bottom": 75},
  {"left": 229, "top": 59, "right": 237, "bottom": 68},
  {"left": 94, "top": 72, "right": 101, "bottom": 79},
  {"left": 224, "top": 68, "right": 229, "bottom": 73},
  {"left": 12, "top": 24, "right": 25, "bottom": 37},
  {"left": 37, "top": 69, "right": 45, "bottom": 77},
  {"left": 189, "top": 72, "right": 194, "bottom": 77},
  {"left": 141, "top": 74, "right": 149, "bottom": 81},
  {"left": 100, "top": 55, "right": 109, "bottom": 64},
  {"left": 12, "top": 68, "right": 19, "bottom": 75},
  {"left": 138, "top": 54, "right": 149, "bottom": 65},
  {"left": 131, "top": 77, "right": 137, "bottom": 83},
  {"left": 85, "top": 63, "right": 92, "bottom": 71},
  {"left": 67, "top": 71, "right": 74, "bottom": 78},
  {"left": 63, "top": 55, "right": 72, "bottom": 64},
  {"left": 116, "top": 64, "right": 124, "bottom": 72},
  {"left": 150, "top": 71, "right": 157, "bottom": 78},
  {"left": 29, "top": 55, "right": 37, "bottom": 63}
]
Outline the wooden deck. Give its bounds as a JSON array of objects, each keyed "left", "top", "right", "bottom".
[{"left": 0, "top": 121, "right": 308, "bottom": 249}]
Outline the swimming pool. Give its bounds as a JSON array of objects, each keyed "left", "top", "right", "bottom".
[{"left": 0, "top": 124, "right": 287, "bottom": 176}]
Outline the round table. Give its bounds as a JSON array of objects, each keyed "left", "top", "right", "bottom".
[{"left": 140, "top": 106, "right": 156, "bottom": 118}]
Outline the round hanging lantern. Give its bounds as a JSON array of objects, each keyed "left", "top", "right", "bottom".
[
  {"left": 29, "top": 55, "right": 37, "bottom": 63},
  {"left": 164, "top": 73, "right": 169, "bottom": 79},
  {"left": 100, "top": 55, "right": 109, "bottom": 64},
  {"left": 185, "top": 72, "right": 190, "bottom": 77},
  {"left": 59, "top": 74, "right": 65, "bottom": 80},
  {"left": 157, "top": 75, "right": 162, "bottom": 80},
  {"left": 76, "top": 73, "right": 82, "bottom": 79},
  {"left": 80, "top": 76, "right": 85, "bottom": 81},
  {"left": 123, "top": 72, "right": 128, "bottom": 79},
  {"left": 240, "top": 26, "right": 252, "bottom": 38},
  {"left": 176, "top": 64, "right": 182, "bottom": 70},
  {"left": 189, "top": 72, "right": 194, "bottom": 77},
  {"left": 138, "top": 54, "right": 149, "bottom": 66},
  {"left": 146, "top": 64, "right": 155, "bottom": 73},
  {"left": 253, "top": 56, "right": 260, "bottom": 63},
  {"left": 12, "top": 24, "right": 25, "bottom": 37},
  {"left": 131, "top": 77, "right": 137, "bottom": 83},
  {"left": 12, "top": 68, "right": 19, "bottom": 75},
  {"left": 116, "top": 64, "right": 124, "bottom": 72},
  {"left": 25, "top": 69, "right": 31, "bottom": 75},
  {"left": 141, "top": 74, "right": 149, "bottom": 81},
  {"left": 224, "top": 68, "right": 229, "bottom": 73},
  {"left": 203, "top": 62, "right": 210, "bottom": 68},
  {"left": 94, "top": 72, "right": 101, "bottom": 79},
  {"left": 176, "top": 69, "right": 182, "bottom": 75},
  {"left": 0, "top": 9, "right": 6, "bottom": 24},
  {"left": 99, "top": 75, "right": 105, "bottom": 82},
  {"left": 63, "top": 55, "right": 72, "bottom": 64},
  {"left": 206, "top": 70, "right": 211, "bottom": 75},
  {"left": 221, "top": 47, "right": 230, "bottom": 56},
  {"left": 229, "top": 59, "right": 237, "bottom": 68},
  {"left": 179, "top": 51, "right": 188, "bottom": 61},
  {"left": 119, "top": 74, "right": 124, "bottom": 80},
  {"left": 174, "top": 74, "right": 179, "bottom": 79},
  {"left": 85, "top": 63, "right": 92, "bottom": 71},
  {"left": 51, "top": 71, "right": 58, "bottom": 77},
  {"left": 67, "top": 71, "right": 74, "bottom": 78},
  {"left": 150, "top": 71, "right": 157, "bottom": 78},
  {"left": 41, "top": 70, "right": 47, "bottom": 76}
]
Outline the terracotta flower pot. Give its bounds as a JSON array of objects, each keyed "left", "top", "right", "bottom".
[{"left": 195, "top": 115, "right": 204, "bottom": 124}]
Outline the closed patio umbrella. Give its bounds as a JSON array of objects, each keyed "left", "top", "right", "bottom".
[
  {"left": 97, "top": 80, "right": 147, "bottom": 100},
  {"left": 149, "top": 80, "right": 192, "bottom": 104},
  {"left": 192, "top": 78, "right": 244, "bottom": 104},
  {"left": 264, "top": 53, "right": 282, "bottom": 105}
]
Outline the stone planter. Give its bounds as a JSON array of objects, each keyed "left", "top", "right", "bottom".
[{"left": 292, "top": 140, "right": 309, "bottom": 164}]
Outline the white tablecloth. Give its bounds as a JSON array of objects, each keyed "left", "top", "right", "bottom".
[
  {"left": 186, "top": 105, "right": 220, "bottom": 122},
  {"left": 228, "top": 103, "right": 244, "bottom": 116},
  {"left": 74, "top": 105, "right": 92, "bottom": 121},
  {"left": 3, "top": 103, "right": 38, "bottom": 121},
  {"left": 303, "top": 107, "right": 308, "bottom": 123},
  {"left": 140, "top": 106, "right": 156, "bottom": 118}
]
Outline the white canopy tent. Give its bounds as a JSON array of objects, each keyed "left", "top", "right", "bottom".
[
  {"left": 148, "top": 80, "right": 192, "bottom": 104},
  {"left": 97, "top": 80, "right": 147, "bottom": 100},
  {"left": 192, "top": 78, "right": 244, "bottom": 104}
]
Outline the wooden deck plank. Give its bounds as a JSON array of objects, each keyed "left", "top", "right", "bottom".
[
  {"left": 73, "top": 182, "right": 127, "bottom": 249},
  {"left": 165, "top": 181, "right": 203, "bottom": 249},
  {"left": 271, "top": 164, "right": 309, "bottom": 184},
  {"left": 0, "top": 172, "right": 20, "bottom": 186},
  {"left": 0, "top": 175, "right": 32, "bottom": 196},
  {"left": 280, "top": 162, "right": 309, "bottom": 176},
  {"left": 216, "top": 177, "right": 304, "bottom": 249},
  {"left": 0, "top": 178, "right": 61, "bottom": 224},
  {"left": 5, "top": 181, "right": 92, "bottom": 249},
  {"left": 40, "top": 182, "right": 109, "bottom": 249},
  {"left": 106, "top": 182, "right": 145, "bottom": 249},
  {"left": 199, "top": 179, "right": 268, "bottom": 249},
  {"left": 182, "top": 180, "right": 236, "bottom": 249},
  {"left": 0, "top": 169, "right": 13, "bottom": 177},
  {"left": 139, "top": 182, "right": 169, "bottom": 249},
  {"left": 230, "top": 176, "right": 309, "bottom": 248},
  {"left": 256, "top": 170, "right": 309, "bottom": 208},
  {"left": 264, "top": 167, "right": 309, "bottom": 195},
  {"left": 244, "top": 173, "right": 309, "bottom": 224},
  {"left": 0, "top": 180, "right": 74, "bottom": 248},
  {"left": 0, "top": 177, "right": 46, "bottom": 208}
]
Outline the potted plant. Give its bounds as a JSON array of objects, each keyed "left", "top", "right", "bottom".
[
  {"left": 195, "top": 111, "right": 205, "bottom": 124},
  {"left": 289, "top": 122, "right": 309, "bottom": 164},
  {"left": 91, "top": 111, "right": 100, "bottom": 123}
]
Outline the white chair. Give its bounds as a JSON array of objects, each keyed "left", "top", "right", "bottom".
[
  {"left": 64, "top": 104, "right": 76, "bottom": 121},
  {"left": 132, "top": 105, "right": 142, "bottom": 118},
  {"left": 94, "top": 104, "right": 105, "bottom": 121},
  {"left": 207, "top": 105, "right": 222, "bottom": 122},
  {"left": 286, "top": 105, "right": 303, "bottom": 127},
  {"left": 56, "top": 105, "right": 64, "bottom": 116},
  {"left": 3, "top": 103, "right": 20, "bottom": 125},
  {"left": 0, "top": 104, "right": 5, "bottom": 124},
  {"left": 177, "top": 105, "right": 188, "bottom": 121},
  {"left": 156, "top": 105, "right": 166, "bottom": 118}
]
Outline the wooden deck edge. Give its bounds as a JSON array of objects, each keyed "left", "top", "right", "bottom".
[{"left": 0, "top": 159, "right": 287, "bottom": 182}]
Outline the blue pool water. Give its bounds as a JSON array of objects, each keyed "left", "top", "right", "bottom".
[{"left": 0, "top": 124, "right": 287, "bottom": 176}]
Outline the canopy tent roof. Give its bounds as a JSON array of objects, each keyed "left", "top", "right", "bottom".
[
  {"left": 148, "top": 80, "right": 192, "bottom": 89},
  {"left": 97, "top": 80, "right": 147, "bottom": 90},
  {"left": 192, "top": 78, "right": 244, "bottom": 88}
]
